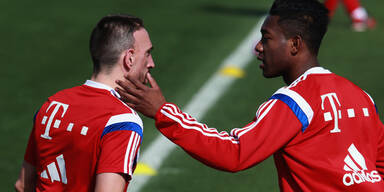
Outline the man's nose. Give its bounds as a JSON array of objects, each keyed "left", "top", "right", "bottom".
[
  {"left": 147, "top": 55, "right": 155, "bottom": 68},
  {"left": 254, "top": 40, "right": 263, "bottom": 56}
]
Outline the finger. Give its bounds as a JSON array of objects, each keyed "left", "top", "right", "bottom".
[
  {"left": 116, "top": 79, "right": 135, "bottom": 90},
  {"left": 147, "top": 73, "right": 159, "bottom": 89},
  {"left": 115, "top": 87, "right": 140, "bottom": 104},
  {"left": 125, "top": 102, "right": 137, "bottom": 110},
  {"left": 124, "top": 74, "right": 147, "bottom": 90},
  {"left": 116, "top": 80, "right": 142, "bottom": 97}
]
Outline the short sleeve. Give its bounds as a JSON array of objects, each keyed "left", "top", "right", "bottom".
[{"left": 97, "top": 113, "right": 143, "bottom": 177}]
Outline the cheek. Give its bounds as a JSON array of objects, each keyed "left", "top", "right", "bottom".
[
  {"left": 266, "top": 42, "right": 287, "bottom": 60},
  {"left": 262, "top": 44, "right": 288, "bottom": 75}
]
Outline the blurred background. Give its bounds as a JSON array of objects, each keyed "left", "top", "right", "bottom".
[{"left": 1, "top": 0, "right": 383, "bottom": 191}]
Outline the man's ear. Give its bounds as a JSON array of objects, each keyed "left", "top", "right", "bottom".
[
  {"left": 123, "top": 48, "right": 135, "bottom": 72},
  {"left": 290, "top": 35, "right": 302, "bottom": 56}
]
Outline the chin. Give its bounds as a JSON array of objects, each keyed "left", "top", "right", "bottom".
[{"left": 262, "top": 71, "right": 280, "bottom": 79}]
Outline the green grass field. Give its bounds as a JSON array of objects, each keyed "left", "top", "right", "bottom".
[{"left": 1, "top": 0, "right": 383, "bottom": 191}]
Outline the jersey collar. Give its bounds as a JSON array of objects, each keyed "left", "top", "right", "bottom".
[
  {"left": 289, "top": 67, "right": 332, "bottom": 87},
  {"left": 84, "top": 80, "right": 121, "bottom": 98},
  {"left": 302, "top": 66, "right": 331, "bottom": 76}
]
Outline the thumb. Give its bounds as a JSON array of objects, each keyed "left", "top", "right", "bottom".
[{"left": 147, "top": 73, "right": 159, "bottom": 89}]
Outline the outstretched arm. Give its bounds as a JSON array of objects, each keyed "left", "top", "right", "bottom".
[
  {"left": 154, "top": 101, "right": 301, "bottom": 172},
  {"left": 116, "top": 74, "right": 302, "bottom": 172}
]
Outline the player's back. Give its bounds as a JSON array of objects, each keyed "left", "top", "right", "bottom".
[
  {"left": 276, "top": 68, "right": 384, "bottom": 191},
  {"left": 25, "top": 82, "right": 141, "bottom": 191}
]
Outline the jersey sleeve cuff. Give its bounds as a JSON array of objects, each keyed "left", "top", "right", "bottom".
[
  {"left": 154, "top": 102, "right": 179, "bottom": 130},
  {"left": 155, "top": 102, "right": 171, "bottom": 120}
]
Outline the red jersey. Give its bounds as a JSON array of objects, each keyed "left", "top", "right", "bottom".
[
  {"left": 154, "top": 67, "right": 384, "bottom": 191},
  {"left": 24, "top": 80, "right": 143, "bottom": 191}
]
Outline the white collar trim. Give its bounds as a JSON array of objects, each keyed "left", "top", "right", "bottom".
[
  {"left": 302, "top": 66, "right": 331, "bottom": 76},
  {"left": 84, "top": 80, "right": 121, "bottom": 98},
  {"left": 289, "top": 67, "right": 331, "bottom": 87}
]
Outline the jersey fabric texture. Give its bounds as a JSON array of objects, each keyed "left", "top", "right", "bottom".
[
  {"left": 154, "top": 67, "right": 384, "bottom": 191},
  {"left": 24, "top": 80, "right": 143, "bottom": 191}
]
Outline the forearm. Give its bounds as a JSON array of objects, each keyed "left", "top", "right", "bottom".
[
  {"left": 15, "top": 161, "right": 36, "bottom": 192},
  {"left": 15, "top": 179, "right": 24, "bottom": 192},
  {"left": 95, "top": 173, "right": 127, "bottom": 192},
  {"left": 156, "top": 103, "right": 242, "bottom": 171},
  {"left": 155, "top": 102, "right": 301, "bottom": 172}
]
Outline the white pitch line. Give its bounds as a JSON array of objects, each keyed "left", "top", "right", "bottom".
[{"left": 128, "top": 16, "right": 266, "bottom": 192}]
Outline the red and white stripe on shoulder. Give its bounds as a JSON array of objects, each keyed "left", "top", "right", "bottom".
[
  {"left": 160, "top": 103, "right": 239, "bottom": 144},
  {"left": 124, "top": 132, "right": 141, "bottom": 175}
]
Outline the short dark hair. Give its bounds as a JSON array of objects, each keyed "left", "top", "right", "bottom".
[
  {"left": 269, "top": 0, "right": 329, "bottom": 55},
  {"left": 90, "top": 14, "right": 144, "bottom": 75}
]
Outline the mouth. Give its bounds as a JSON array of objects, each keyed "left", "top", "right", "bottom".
[{"left": 257, "top": 56, "right": 264, "bottom": 69}]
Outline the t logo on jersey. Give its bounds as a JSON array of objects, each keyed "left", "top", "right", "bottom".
[
  {"left": 342, "top": 143, "right": 381, "bottom": 186},
  {"left": 321, "top": 93, "right": 342, "bottom": 133},
  {"left": 41, "top": 101, "right": 69, "bottom": 140}
]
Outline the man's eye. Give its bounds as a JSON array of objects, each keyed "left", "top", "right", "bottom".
[{"left": 261, "top": 37, "right": 268, "bottom": 43}]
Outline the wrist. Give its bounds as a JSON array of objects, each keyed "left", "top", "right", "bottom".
[{"left": 154, "top": 102, "right": 168, "bottom": 120}]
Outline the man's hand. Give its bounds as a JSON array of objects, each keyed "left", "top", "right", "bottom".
[{"left": 116, "top": 73, "right": 166, "bottom": 118}]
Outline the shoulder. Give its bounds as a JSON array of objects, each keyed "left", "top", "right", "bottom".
[
  {"left": 45, "top": 85, "right": 92, "bottom": 106},
  {"left": 102, "top": 109, "right": 144, "bottom": 139},
  {"left": 50, "top": 85, "right": 84, "bottom": 98},
  {"left": 267, "top": 68, "right": 333, "bottom": 131},
  {"left": 105, "top": 111, "right": 143, "bottom": 130},
  {"left": 101, "top": 91, "right": 144, "bottom": 136},
  {"left": 45, "top": 84, "right": 143, "bottom": 127},
  {"left": 37, "top": 85, "right": 81, "bottom": 113},
  {"left": 269, "top": 69, "right": 339, "bottom": 127},
  {"left": 270, "top": 86, "right": 314, "bottom": 132}
]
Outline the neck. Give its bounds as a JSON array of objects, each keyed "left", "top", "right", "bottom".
[
  {"left": 91, "top": 71, "right": 121, "bottom": 89},
  {"left": 283, "top": 56, "right": 319, "bottom": 85}
]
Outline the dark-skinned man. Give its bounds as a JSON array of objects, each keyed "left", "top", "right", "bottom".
[{"left": 116, "top": 0, "right": 384, "bottom": 191}]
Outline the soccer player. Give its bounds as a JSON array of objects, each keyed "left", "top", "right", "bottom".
[
  {"left": 116, "top": 0, "right": 384, "bottom": 191},
  {"left": 324, "top": 0, "right": 376, "bottom": 32},
  {"left": 14, "top": 14, "right": 155, "bottom": 191}
]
